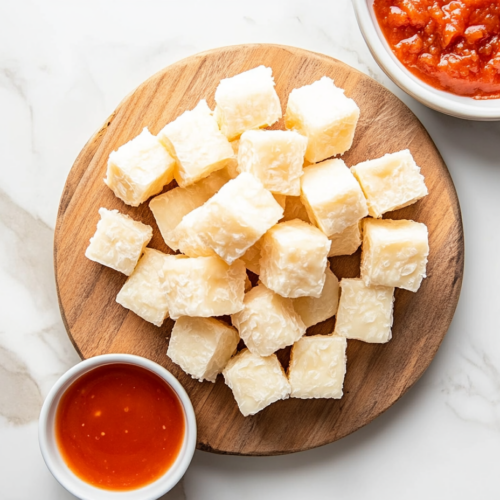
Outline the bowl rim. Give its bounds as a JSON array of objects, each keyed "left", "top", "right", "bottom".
[
  {"left": 38, "top": 354, "right": 197, "bottom": 500},
  {"left": 352, "top": 0, "right": 500, "bottom": 121}
]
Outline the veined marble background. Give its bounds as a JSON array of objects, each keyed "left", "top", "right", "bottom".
[{"left": 1, "top": 0, "right": 499, "bottom": 498}]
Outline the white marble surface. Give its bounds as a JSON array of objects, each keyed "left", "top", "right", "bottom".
[{"left": 1, "top": 0, "right": 499, "bottom": 498}]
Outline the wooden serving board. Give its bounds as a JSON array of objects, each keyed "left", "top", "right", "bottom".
[{"left": 54, "top": 44, "right": 463, "bottom": 456}]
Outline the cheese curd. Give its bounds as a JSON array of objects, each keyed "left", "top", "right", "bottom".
[
  {"left": 116, "top": 249, "right": 182, "bottom": 326},
  {"left": 288, "top": 335, "right": 347, "bottom": 399},
  {"left": 163, "top": 256, "right": 246, "bottom": 319},
  {"left": 223, "top": 349, "right": 291, "bottom": 416},
  {"left": 105, "top": 127, "right": 176, "bottom": 207},
  {"left": 300, "top": 159, "right": 368, "bottom": 237},
  {"left": 158, "top": 100, "right": 233, "bottom": 187},
  {"left": 149, "top": 167, "right": 232, "bottom": 250},
  {"left": 231, "top": 283, "right": 306, "bottom": 357},
  {"left": 285, "top": 77, "right": 360, "bottom": 163},
  {"left": 351, "top": 150, "right": 428, "bottom": 218},
  {"left": 361, "top": 218, "right": 429, "bottom": 292},
  {"left": 260, "top": 219, "right": 330, "bottom": 299},
  {"left": 334, "top": 278, "right": 395, "bottom": 343},
  {"left": 167, "top": 317, "right": 239, "bottom": 382},
  {"left": 214, "top": 66, "right": 282, "bottom": 140},
  {"left": 238, "top": 130, "right": 307, "bottom": 196},
  {"left": 174, "top": 173, "right": 283, "bottom": 264},
  {"left": 85, "top": 208, "right": 152, "bottom": 276}
]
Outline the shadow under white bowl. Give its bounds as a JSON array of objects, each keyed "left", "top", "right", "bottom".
[
  {"left": 39, "top": 354, "right": 197, "bottom": 500},
  {"left": 352, "top": 0, "right": 500, "bottom": 121}
]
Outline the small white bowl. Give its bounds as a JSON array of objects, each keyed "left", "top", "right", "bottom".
[
  {"left": 352, "top": 0, "right": 500, "bottom": 121},
  {"left": 39, "top": 354, "right": 197, "bottom": 500}
]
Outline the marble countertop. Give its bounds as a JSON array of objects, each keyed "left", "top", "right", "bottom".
[{"left": 1, "top": 0, "right": 499, "bottom": 498}]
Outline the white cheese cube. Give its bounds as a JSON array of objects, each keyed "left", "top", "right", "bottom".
[
  {"left": 361, "top": 219, "right": 429, "bottom": 292},
  {"left": 282, "top": 196, "right": 310, "bottom": 224},
  {"left": 260, "top": 219, "right": 330, "bottom": 298},
  {"left": 292, "top": 266, "right": 339, "bottom": 328},
  {"left": 351, "top": 150, "right": 428, "bottom": 218},
  {"left": 300, "top": 159, "right": 368, "bottom": 237},
  {"left": 328, "top": 222, "right": 362, "bottom": 257},
  {"left": 116, "top": 249, "right": 181, "bottom": 326},
  {"left": 334, "top": 278, "right": 394, "bottom": 343},
  {"left": 231, "top": 283, "right": 306, "bottom": 357},
  {"left": 214, "top": 66, "right": 282, "bottom": 141},
  {"left": 174, "top": 173, "right": 283, "bottom": 264},
  {"left": 223, "top": 349, "right": 290, "bottom": 416},
  {"left": 238, "top": 130, "right": 307, "bottom": 196},
  {"left": 167, "top": 317, "right": 239, "bottom": 382},
  {"left": 240, "top": 239, "right": 262, "bottom": 275},
  {"left": 105, "top": 128, "right": 176, "bottom": 207},
  {"left": 85, "top": 208, "right": 152, "bottom": 276},
  {"left": 158, "top": 100, "right": 233, "bottom": 187},
  {"left": 163, "top": 256, "right": 246, "bottom": 319},
  {"left": 288, "top": 335, "right": 347, "bottom": 399},
  {"left": 285, "top": 77, "right": 360, "bottom": 163},
  {"left": 149, "top": 168, "right": 231, "bottom": 250}
]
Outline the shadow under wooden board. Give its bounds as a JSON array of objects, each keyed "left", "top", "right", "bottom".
[{"left": 54, "top": 44, "right": 464, "bottom": 456}]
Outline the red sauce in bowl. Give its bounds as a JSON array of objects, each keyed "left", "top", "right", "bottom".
[
  {"left": 55, "top": 363, "right": 185, "bottom": 491},
  {"left": 374, "top": 0, "right": 500, "bottom": 99}
]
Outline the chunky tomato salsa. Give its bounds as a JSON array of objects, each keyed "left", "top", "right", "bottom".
[{"left": 374, "top": 0, "right": 500, "bottom": 99}]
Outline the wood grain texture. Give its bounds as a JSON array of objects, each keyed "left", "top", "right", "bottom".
[{"left": 54, "top": 44, "right": 464, "bottom": 456}]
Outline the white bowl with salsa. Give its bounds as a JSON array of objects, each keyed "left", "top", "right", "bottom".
[
  {"left": 352, "top": 0, "right": 500, "bottom": 121},
  {"left": 39, "top": 354, "right": 197, "bottom": 500}
]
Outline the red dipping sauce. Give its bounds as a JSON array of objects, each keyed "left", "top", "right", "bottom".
[
  {"left": 55, "top": 363, "right": 185, "bottom": 491},
  {"left": 374, "top": 0, "right": 500, "bottom": 99}
]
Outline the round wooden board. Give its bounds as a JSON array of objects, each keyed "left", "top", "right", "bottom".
[{"left": 54, "top": 44, "right": 464, "bottom": 456}]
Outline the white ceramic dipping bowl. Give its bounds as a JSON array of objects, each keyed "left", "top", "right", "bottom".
[
  {"left": 352, "top": 0, "right": 500, "bottom": 121},
  {"left": 39, "top": 354, "right": 197, "bottom": 500}
]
